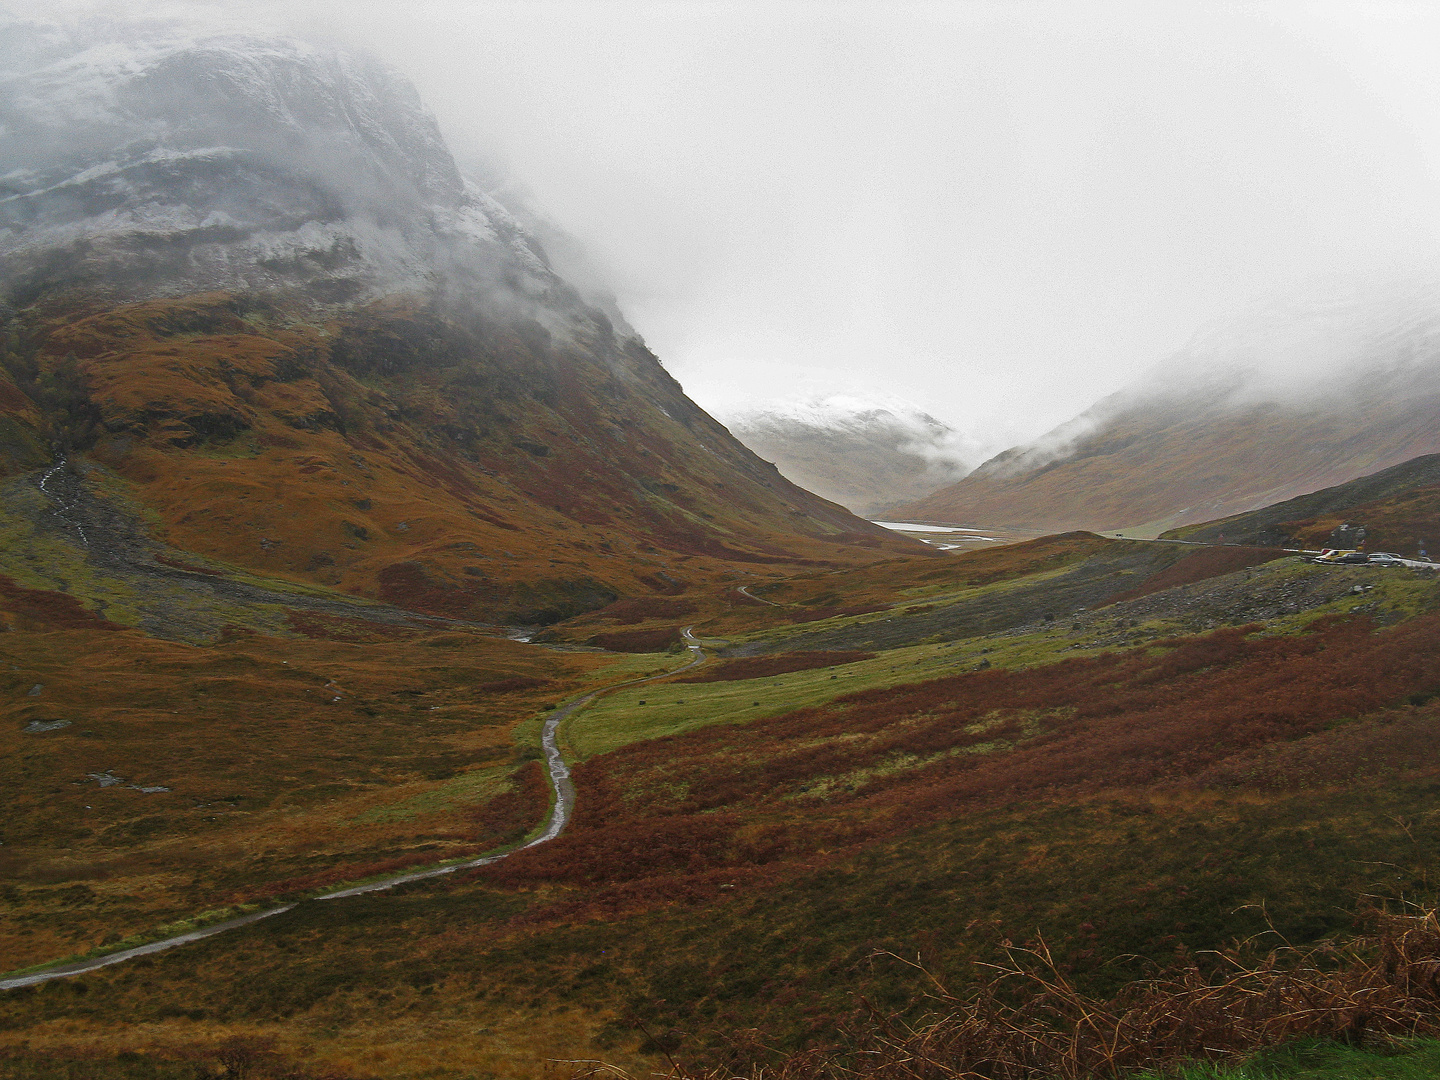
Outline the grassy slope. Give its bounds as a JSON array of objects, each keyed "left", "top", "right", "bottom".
[
  {"left": 892, "top": 375, "right": 1440, "bottom": 535},
  {"left": 0, "top": 617, "right": 607, "bottom": 970},
  {"left": 1167, "top": 453, "right": 1440, "bottom": 557},
  {"left": 1140, "top": 1039, "right": 1440, "bottom": 1079},
  {"left": 0, "top": 294, "right": 922, "bottom": 628}
]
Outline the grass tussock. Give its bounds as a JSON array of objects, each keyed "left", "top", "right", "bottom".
[{"left": 578, "top": 908, "right": 1440, "bottom": 1080}]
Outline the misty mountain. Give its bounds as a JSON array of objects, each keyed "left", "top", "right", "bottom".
[
  {"left": 894, "top": 281, "right": 1440, "bottom": 533},
  {"left": 1164, "top": 452, "right": 1440, "bottom": 555},
  {"left": 0, "top": 17, "right": 915, "bottom": 625},
  {"left": 723, "top": 394, "right": 981, "bottom": 517},
  {"left": 0, "top": 20, "right": 575, "bottom": 313}
]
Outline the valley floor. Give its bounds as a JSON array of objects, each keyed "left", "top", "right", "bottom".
[{"left": 4, "top": 515, "right": 1440, "bottom": 1078}]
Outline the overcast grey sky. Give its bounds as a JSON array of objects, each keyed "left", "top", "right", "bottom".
[{"left": 31, "top": 2, "right": 1440, "bottom": 452}]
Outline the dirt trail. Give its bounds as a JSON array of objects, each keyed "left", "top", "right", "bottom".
[
  {"left": 735, "top": 585, "right": 782, "bottom": 606},
  {"left": 0, "top": 629, "right": 712, "bottom": 989}
]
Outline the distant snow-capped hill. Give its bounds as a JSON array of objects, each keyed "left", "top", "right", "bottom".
[
  {"left": 723, "top": 394, "right": 982, "bottom": 516},
  {"left": 894, "top": 272, "right": 1440, "bottom": 534}
]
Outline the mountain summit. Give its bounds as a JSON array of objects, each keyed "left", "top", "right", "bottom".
[
  {"left": 0, "top": 21, "right": 566, "bottom": 310},
  {"left": 0, "top": 18, "right": 915, "bottom": 628}
]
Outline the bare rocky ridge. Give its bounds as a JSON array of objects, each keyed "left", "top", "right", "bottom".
[{"left": 0, "top": 22, "right": 557, "bottom": 313}]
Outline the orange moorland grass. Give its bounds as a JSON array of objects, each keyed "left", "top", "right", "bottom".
[
  {"left": 573, "top": 907, "right": 1440, "bottom": 1080},
  {"left": 742, "top": 532, "right": 1118, "bottom": 610},
  {"left": 0, "top": 615, "right": 609, "bottom": 969},
  {"left": 0, "top": 1008, "right": 652, "bottom": 1080},
  {"left": 6, "top": 293, "right": 922, "bottom": 628}
]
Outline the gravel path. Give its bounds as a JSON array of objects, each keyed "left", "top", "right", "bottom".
[{"left": 0, "top": 629, "right": 711, "bottom": 989}]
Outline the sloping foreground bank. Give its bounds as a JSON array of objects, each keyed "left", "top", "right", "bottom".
[{"left": 578, "top": 906, "right": 1440, "bottom": 1080}]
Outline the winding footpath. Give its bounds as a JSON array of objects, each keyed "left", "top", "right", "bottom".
[
  {"left": 735, "top": 584, "right": 781, "bottom": 607},
  {"left": 0, "top": 629, "right": 711, "bottom": 990}
]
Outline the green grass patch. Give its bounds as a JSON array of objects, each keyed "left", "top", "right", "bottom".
[
  {"left": 563, "top": 624, "right": 1140, "bottom": 761},
  {"left": 591, "top": 560, "right": 1438, "bottom": 769},
  {"left": 1138, "top": 1038, "right": 1440, "bottom": 1079},
  {"left": 349, "top": 764, "right": 516, "bottom": 823}
]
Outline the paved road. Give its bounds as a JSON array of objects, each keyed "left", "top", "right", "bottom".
[{"left": 0, "top": 630, "right": 711, "bottom": 990}]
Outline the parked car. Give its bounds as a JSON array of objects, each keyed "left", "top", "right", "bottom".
[
  {"left": 1367, "top": 553, "right": 1406, "bottom": 566},
  {"left": 1332, "top": 552, "right": 1372, "bottom": 565},
  {"left": 1311, "top": 549, "right": 1359, "bottom": 564}
]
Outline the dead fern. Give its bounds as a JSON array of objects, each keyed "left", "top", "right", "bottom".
[{"left": 572, "top": 905, "right": 1440, "bottom": 1080}]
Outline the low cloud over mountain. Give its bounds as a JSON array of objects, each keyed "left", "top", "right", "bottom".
[{"left": 894, "top": 273, "right": 1440, "bottom": 533}]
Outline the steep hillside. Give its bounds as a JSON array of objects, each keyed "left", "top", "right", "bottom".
[
  {"left": 0, "top": 293, "right": 918, "bottom": 626},
  {"left": 1166, "top": 452, "right": 1440, "bottom": 555},
  {"left": 723, "top": 394, "right": 978, "bottom": 516},
  {"left": 895, "top": 284, "right": 1440, "bottom": 533},
  {"left": 0, "top": 21, "right": 920, "bottom": 627}
]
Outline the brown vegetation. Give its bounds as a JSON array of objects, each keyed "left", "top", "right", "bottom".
[
  {"left": 581, "top": 907, "right": 1440, "bottom": 1079},
  {"left": 596, "top": 598, "right": 699, "bottom": 624},
  {"left": 1103, "top": 545, "right": 1286, "bottom": 605},
  {"left": 482, "top": 613, "right": 1440, "bottom": 915},
  {"left": 588, "top": 626, "right": 684, "bottom": 652},
  {"left": 8, "top": 606, "right": 1440, "bottom": 1078},
  {"left": 0, "top": 620, "right": 600, "bottom": 967},
  {"left": 0, "top": 294, "right": 922, "bottom": 629}
]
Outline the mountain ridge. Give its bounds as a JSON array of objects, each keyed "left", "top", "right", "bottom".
[{"left": 893, "top": 280, "right": 1440, "bottom": 533}]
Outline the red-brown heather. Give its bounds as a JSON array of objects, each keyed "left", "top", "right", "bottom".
[
  {"left": 0, "top": 294, "right": 925, "bottom": 627},
  {"left": 481, "top": 614, "right": 1440, "bottom": 911}
]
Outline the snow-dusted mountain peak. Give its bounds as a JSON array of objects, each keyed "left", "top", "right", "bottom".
[{"left": 0, "top": 15, "right": 576, "bottom": 315}]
